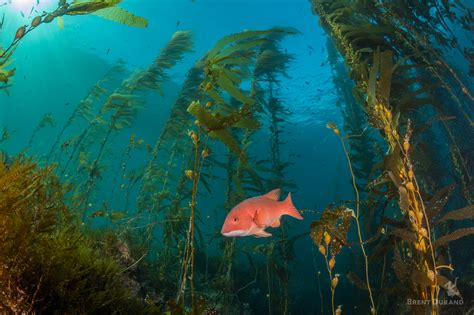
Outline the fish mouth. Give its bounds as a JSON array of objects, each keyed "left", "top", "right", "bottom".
[{"left": 221, "top": 230, "right": 247, "bottom": 237}]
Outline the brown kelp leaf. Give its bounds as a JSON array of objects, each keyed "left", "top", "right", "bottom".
[
  {"left": 310, "top": 206, "right": 353, "bottom": 256},
  {"left": 216, "top": 74, "right": 255, "bottom": 106},
  {"left": 207, "top": 28, "right": 296, "bottom": 60},
  {"left": 1, "top": 44, "right": 17, "bottom": 91},
  {"left": 389, "top": 228, "right": 417, "bottom": 242},
  {"left": 384, "top": 149, "right": 402, "bottom": 187},
  {"left": 378, "top": 50, "right": 394, "bottom": 103},
  {"left": 435, "top": 206, "right": 474, "bottom": 224},
  {"left": 154, "top": 31, "right": 193, "bottom": 72},
  {"left": 425, "top": 184, "right": 456, "bottom": 221},
  {"left": 232, "top": 116, "right": 259, "bottom": 129},
  {"left": 209, "top": 129, "right": 247, "bottom": 163},
  {"left": 67, "top": 1, "right": 120, "bottom": 15},
  {"left": 57, "top": 16, "right": 64, "bottom": 29},
  {"left": 94, "top": 6, "right": 148, "bottom": 27},
  {"left": 392, "top": 246, "right": 408, "bottom": 282},
  {"left": 187, "top": 101, "right": 221, "bottom": 130},
  {"left": 411, "top": 269, "right": 434, "bottom": 286},
  {"left": 310, "top": 221, "right": 323, "bottom": 246},
  {"left": 347, "top": 271, "right": 368, "bottom": 290},
  {"left": 434, "top": 227, "right": 474, "bottom": 247},
  {"left": 381, "top": 216, "right": 406, "bottom": 228},
  {"left": 206, "top": 89, "right": 226, "bottom": 105},
  {"left": 398, "top": 186, "right": 409, "bottom": 213}
]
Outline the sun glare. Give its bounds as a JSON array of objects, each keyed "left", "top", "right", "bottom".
[
  {"left": 10, "top": 0, "right": 53, "bottom": 13},
  {"left": 11, "top": 0, "right": 36, "bottom": 12}
]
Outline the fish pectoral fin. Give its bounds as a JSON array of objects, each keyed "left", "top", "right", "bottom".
[
  {"left": 254, "top": 230, "right": 272, "bottom": 238},
  {"left": 270, "top": 219, "right": 280, "bottom": 228},
  {"left": 252, "top": 210, "right": 265, "bottom": 228}
]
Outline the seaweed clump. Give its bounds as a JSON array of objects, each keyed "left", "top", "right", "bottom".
[{"left": 0, "top": 154, "right": 147, "bottom": 313}]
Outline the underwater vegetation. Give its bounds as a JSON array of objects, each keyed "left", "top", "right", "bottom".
[
  {"left": 0, "top": 156, "right": 151, "bottom": 313},
  {"left": 311, "top": 1, "right": 473, "bottom": 314},
  {"left": 0, "top": 0, "right": 473, "bottom": 314}
]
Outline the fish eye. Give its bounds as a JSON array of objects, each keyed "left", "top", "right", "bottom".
[{"left": 233, "top": 217, "right": 238, "bottom": 222}]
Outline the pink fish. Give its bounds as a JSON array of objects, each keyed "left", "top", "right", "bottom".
[{"left": 221, "top": 188, "right": 303, "bottom": 238}]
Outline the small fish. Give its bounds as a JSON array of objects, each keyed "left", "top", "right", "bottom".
[
  {"left": 90, "top": 210, "right": 106, "bottom": 218},
  {"left": 109, "top": 211, "right": 126, "bottom": 220},
  {"left": 106, "top": 48, "right": 110, "bottom": 55},
  {"left": 176, "top": 20, "right": 180, "bottom": 27},
  {"left": 221, "top": 189, "right": 303, "bottom": 238},
  {"left": 61, "top": 139, "right": 71, "bottom": 149}
]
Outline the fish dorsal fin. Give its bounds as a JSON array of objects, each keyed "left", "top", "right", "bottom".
[{"left": 262, "top": 188, "right": 281, "bottom": 201}]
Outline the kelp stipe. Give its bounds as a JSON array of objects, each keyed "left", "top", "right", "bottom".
[
  {"left": 25, "top": 113, "right": 56, "bottom": 152},
  {"left": 327, "top": 121, "right": 376, "bottom": 314}
]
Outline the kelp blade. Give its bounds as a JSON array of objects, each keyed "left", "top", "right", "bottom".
[{"left": 94, "top": 6, "right": 148, "bottom": 27}]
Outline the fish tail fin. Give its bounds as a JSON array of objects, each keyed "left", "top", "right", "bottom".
[{"left": 282, "top": 192, "right": 303, "bottom": 220}]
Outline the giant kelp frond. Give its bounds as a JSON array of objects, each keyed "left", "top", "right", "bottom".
[
  {"left": 38, "top": 113, "right": 57, "bottom": 128},
  {"left": 205, "top": 28, "right": 296, "bottom": 61},
  {"left": 188, "top": 28, "right": 295, "bottom": 162},
  {"left": 155, "top": 31, "right": 194, "bottom": 76},
  {"left": 68, "top": 0, "right": 148, "bottom": 28},
  {"left": 254, "top": 29, "right": 295, "bottom": 82},
  {"left": 67, "top": 0, "right": 123, "bottom": 15},
  {"left": 103, "top": 93, "right": 143, "bottom": 130},
  {"left": 93, "top": 6, "right": 148, "bottom": 27},
  {"left": 26, "top": 113, "right": 57, "bottom": 151},
  {"left": 254, "top": 49, "right": 293, "bottom": 81},
  {"left": 124, "top": 31, "right": 194, "bottom": 93},
  {"left": 0, "top": 47, "right": 15, "bottom": 92}
]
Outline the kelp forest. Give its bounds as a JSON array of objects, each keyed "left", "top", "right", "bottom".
[{"left": 0, "top": 0, "right": 473, "bottom": 314}]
